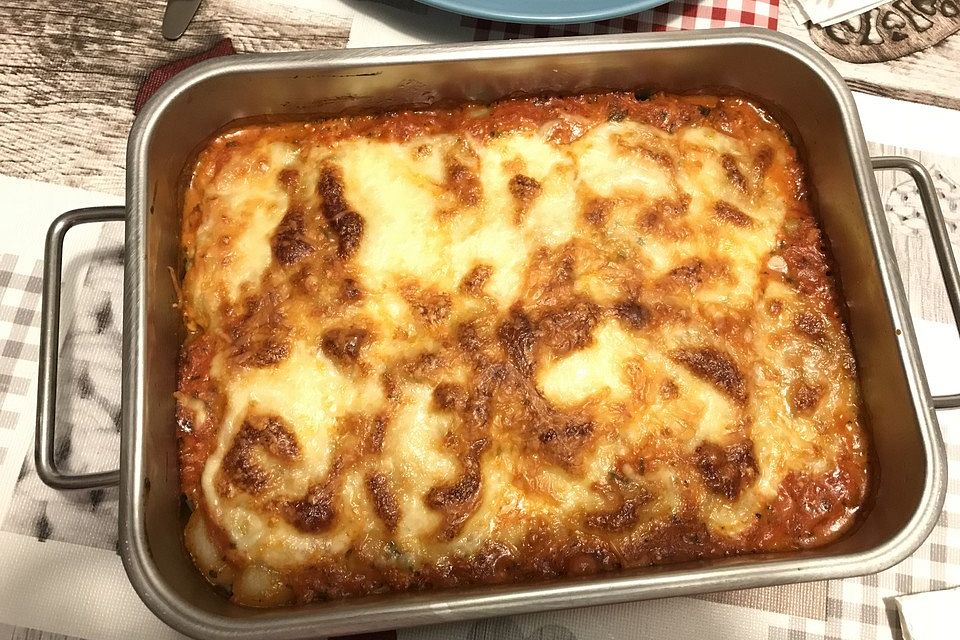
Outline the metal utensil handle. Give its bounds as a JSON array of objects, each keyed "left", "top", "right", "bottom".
[
  {"left": 873, "top": 156, "right": 960, "bottom": 409},
  {"left": 36, "top": 207, "right": 125, "bottom": 490},
  {"left": 162, "top": 0, "right": 203, "bottom": 40}
]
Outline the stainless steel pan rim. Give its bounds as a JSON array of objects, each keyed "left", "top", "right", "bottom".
[{"left": 33, "top": 28, "right": 954, "bottom": 640}]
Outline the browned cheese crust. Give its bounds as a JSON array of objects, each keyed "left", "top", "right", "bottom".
[{"left": 176, "top": 92, "right": 871, "bottom": 606}]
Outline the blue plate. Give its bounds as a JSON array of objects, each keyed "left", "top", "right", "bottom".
[{"left": 415, "top": 0, "right": 671, "bottom": 24}]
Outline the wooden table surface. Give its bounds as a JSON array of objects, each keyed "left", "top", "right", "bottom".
[
  {"left": 0, "top": 0, "right": 351, "bottom": 195},
  {"left": 4, "top": 0, "right": 960, "bottom": 195}
]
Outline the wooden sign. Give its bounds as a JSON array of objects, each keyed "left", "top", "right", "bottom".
[{"left": 808, "top": 0, "right": 960, "bottom": 62}]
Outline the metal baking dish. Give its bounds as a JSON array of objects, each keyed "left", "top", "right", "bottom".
[{"left": 33, "top": 28, "right": 960, "bottom": 639}]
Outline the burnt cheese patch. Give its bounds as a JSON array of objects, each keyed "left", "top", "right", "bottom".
[
  {"left": 177, "top": 92, "right": 870, "bottom": 606},
  {"left": 318, "top": 165, "right": 364, "bottom": 259},
  {"left": 459, "top": 264, "right": 493, "bottom": 295},
  {"left": 509, "top": 174, "right": 542, "bottom": 211},
  {"left": 672, "top": 347, "right": 748, "bottom": 404},
  {"left": 721, "top": 153, "right": 749, "bottom": 193},
  {"left": 367, "top": 472, "right": 401, "bottom": 531},
  {"left": 221, "top": 417, "right": 300, "bottom": 495},
  {"left": 694, "top": 440, "right": 759, "bottom": 500},
  {"left": 271, "top": 207, "right": 315, "bottom": 266},
  {"left": 713, "top": 201, "right": 754, "bottom": 228}
]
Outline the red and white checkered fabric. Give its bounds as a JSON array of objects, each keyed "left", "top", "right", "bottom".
[{"left": 464, "top": 0, "right": 779, "bottom": 40}]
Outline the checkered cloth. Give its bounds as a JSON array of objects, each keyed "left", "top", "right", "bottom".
[
  {"left": 0, "top": 254, "right": 41, "bottom": 510},
  {"left": 0, "top": 255, "right": 42, "bottom": 436},
  {"left": 464, "top": 0, "right": 779, "bottom": 40}
]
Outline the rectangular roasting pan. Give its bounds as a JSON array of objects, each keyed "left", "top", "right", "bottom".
[{"left": 33, "top": 28, "right": 960, "bottom": 640}]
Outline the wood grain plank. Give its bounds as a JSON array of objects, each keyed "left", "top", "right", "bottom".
[{"left": 0, "top": 0, "right": 350, "bottom": 196}]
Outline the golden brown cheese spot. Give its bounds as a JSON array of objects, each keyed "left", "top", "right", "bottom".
[
  {"left": 221, "top": 417, "right": 300, "bottom": 495},
  {"left": 790, "top": 382, "right": 823, "bottom": 414},
  {"left": 639, "top": 145, "right": 675, "bottom": 170},
  {"left": 498, "top": 308, "right": 536, "bottom": 377},
  {"left": 659, "top": 379, "right": 679, "bottom": 399},
  {"left": 713, "top": 201, "right": 754, "bottom": 228},
  {"left": 257, "top": 417, "right": 301, "bottom": 460},
  {"left": 614, "top": 299, "right": 652, "bottom": 330},
  {"left": 425, "top": 438, "right": 487, "bottom": 539},
  {"left": 794, "top": 311, "right": 826, "bottom": 342},
  {"left": 672, "top": 347, "right": 747, "bottom": 403},
  {"left": 538, "top": 246, "right": 577, "bottom": 293},
  {"left": 251, "top": 341, "right": 288, "bottom": 368},
  {"left": 432, "top": 382, "right": 469, "bottom": 413},
  {"left": 585, "top": 496, "right": 649, "bottom": 532},
  {"left": 537, "top": 298, "right": 601, "bottom": 356},
  {"left": 509, "top": 174, "right": 542, "bottom": 205},
  {"left": 638, "top": 195, "right": 691, "bottom": 236},
  {"left": 654, "top": 194, "right": 691, "bottom": 218},
  {"left": 459, "top": 264, "right": 493, "bottom": 296},
  {"left": 364, "top": 414, "right": 388, "bottom": 454},
  {"left": 404, "top": 288, "right": 452, "bottom": 326},
  {"left": 320, "top": 327, "right": 370, "bottom": 367},
  {"left": 583, "top": 198, "right": 611, "bottom": 227},
  {"left": 221, "top": 428, "right": 270, "bottom": 495},
  {"left": 380, "top": 371, "right": 401, "bottom": 403},
  {"left": 318, "top": 165, "right": 364, "bottom": 259},
  {"left": 780, "top": 216, "right": 832, "bottom": 299},
  {"left": 342, "top": 278, "right": 363, "bottom": 302},
  {"left": 230, "top": 292, "right": 290, "bottom": 369},
  {"left": 445, "top": 159, "right": 482, "bottom": 207},
  {"left": 341, "top": 412, "right": 389, "bottom": 456},
  {"left": 664, "top": 259, "right": 705, "bottom": 291},
  {"left": 754, "top": 145, "right": 774, "bottom": 178},
  {"left": 271, "top": 207, "right": 315, "bottom": 266},
  {"left": 426, "top": 448, "right": 484, "bottom": 509},
  {"left": 463, "top": 379, "right": 498, "bottom": 435},
  {"left": 406, "top": 351, "right": 446, "bottom": 382},
  {"left": 536, "top": 419, "right": 595, "bottom": 471},
  {"left": 708, "top": 312, "right": 752, "bottom": 344},
  {"left": 457, "top": 320, "right": 487, "bottom": 360},
  {"left": 277, "top": 168, "right": 300, "bottom": 191},
  {"left": 721, "top": 153, "right": 748, "bottom": 193},
  {"left": 286, "top": 482, "right": 338, "bottom": 533},
  {"left": 367, "top": 473, "right": 400, "bottom": 531},
  {"left": 694, "top": 440, "right": 758, "bottom": 500}
]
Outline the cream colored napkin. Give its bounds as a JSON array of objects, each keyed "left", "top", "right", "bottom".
[
  {"left": 789, "top": 0, "right": 890, "bottom": 26},
  {"left": 895, "top": 586, "right": 960, "bottom": 640}
]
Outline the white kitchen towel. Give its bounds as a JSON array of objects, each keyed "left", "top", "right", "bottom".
[{"left": 895, "top": 586, "right": 960, "bottom": 640}]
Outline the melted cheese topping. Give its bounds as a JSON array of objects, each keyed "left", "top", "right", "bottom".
[{"left": 177, "top": 93, "right": 870, "bottom": 606}]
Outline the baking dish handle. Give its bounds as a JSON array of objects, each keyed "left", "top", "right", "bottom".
[
  {"left": 873, "top": 156, "right": 960, "bottom": 410},
  {"left": 36, "top": 207, "right": 125, "bottom": 490}
]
